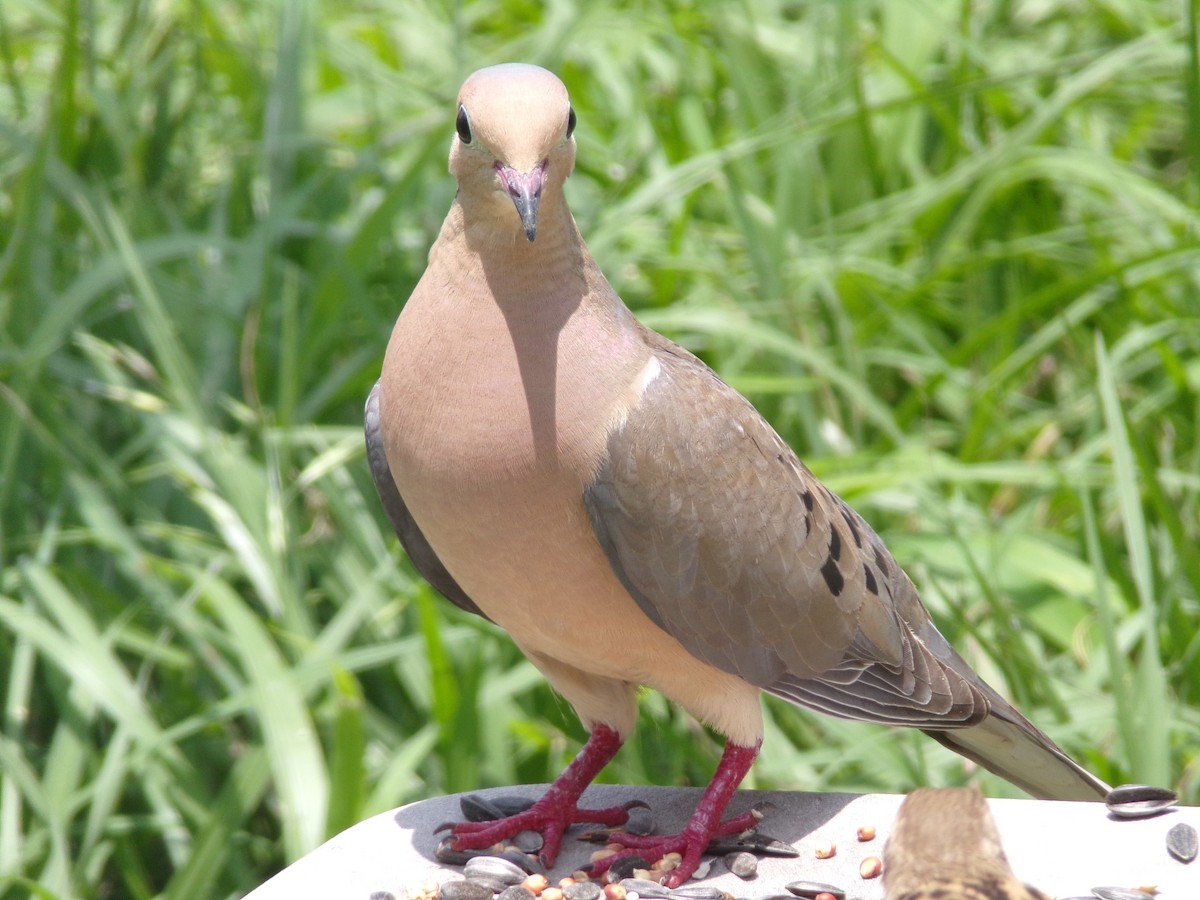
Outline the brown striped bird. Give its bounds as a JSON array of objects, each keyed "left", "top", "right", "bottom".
[
  {"left": 365, "top": 63, "right": 1108, "bottom": 886},
  {"left": 883, "top": 787, "right": 1052, "bottom": 900}
]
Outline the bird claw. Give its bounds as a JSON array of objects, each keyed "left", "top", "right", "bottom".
[
  {"left": 576, "top": 800, "right": 655, "bottom": 842},
  {"left": 589, "top": 807, "right": 763, "bottom": 887},
  {"left": 576, "top": 828, "right": 621, "bottom": 844},
  {"left": 447, "top": 800, "right": 634, "bottom": 865},
  {"left": 588, "top": 834, "right": 694, "bottom": 887}
]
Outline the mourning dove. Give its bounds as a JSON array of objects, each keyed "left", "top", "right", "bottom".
[
  {"left": 365, "top": 63, "right": 1108, "bottom": 885},
  {"left": 883, "top": 787, "right": 1051, "bottom": 900}
]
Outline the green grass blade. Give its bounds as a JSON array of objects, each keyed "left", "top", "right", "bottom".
[{"left": 1095, "top": 332, "right": 1171, "bottom": 786}]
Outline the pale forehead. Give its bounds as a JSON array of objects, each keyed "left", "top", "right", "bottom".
[
  {"left": 458, "top": 63, "right": 571, "bottom": 108},
  {"left": 456, "top": 63, "right": 573, "bottom": 148}
]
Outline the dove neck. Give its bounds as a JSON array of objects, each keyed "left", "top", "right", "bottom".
[{"left": 441, "top": 191, "right": 620, "bottom": 334}]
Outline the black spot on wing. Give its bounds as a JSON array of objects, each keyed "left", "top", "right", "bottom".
[
  {"left": 840, "top": 505, "right": 863, "bottom": 548},
  {"left": 864, "top": 564, "right": 878, "bottom": 596},
  {"left": 873, "top": 543, "right": 889, "bottom": 573},
  {"left": 821, "top": 555, "right": 844, "bottom": 596}
]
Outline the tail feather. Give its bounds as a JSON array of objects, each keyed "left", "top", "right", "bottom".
[{"left": 924, "top": 704, "right": 1109, "bottom": 801}]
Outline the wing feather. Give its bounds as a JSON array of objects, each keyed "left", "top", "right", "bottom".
[
  {"left": 583, "top": 330, "right": 988, "bottom": 727},
  {"left": 365, "top": 382, "right": 489, "bottom": 620}
]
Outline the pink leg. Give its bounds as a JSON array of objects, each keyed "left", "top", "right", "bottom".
[
  {"left": 450, "top": 724, "right": 630, "bottom": 865},
  {"left": 590, "top": 738, "right": 762, "bottom": 888}
]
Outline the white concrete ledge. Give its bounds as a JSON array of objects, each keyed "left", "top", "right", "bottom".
[{"left": 245, "top": 785, "right": 1198, "bottom": 899}]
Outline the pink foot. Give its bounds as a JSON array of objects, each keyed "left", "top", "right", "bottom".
[
  {"left": 447, "top": 725, "right": 627, "bottom": 865},
  {"left": 589, "top": 739, "right": 761, "bottom": 887}
]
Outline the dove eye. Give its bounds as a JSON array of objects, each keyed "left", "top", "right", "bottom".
[
  {"left": 566, "top": 105, "right": 577, "bottom": 139},
  {"left": 456, "top": 105, "right": 472, "bottom": 144}
]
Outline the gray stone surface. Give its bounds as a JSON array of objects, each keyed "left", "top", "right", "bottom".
[{"left": 245, "top": 785, "right": 1199, "bottom": 899}]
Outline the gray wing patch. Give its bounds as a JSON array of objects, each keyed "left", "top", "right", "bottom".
[
  {"left": 365, "top": 382, "right": 489, "bottom": 621},
  {"left": 582, "top": 334, "right": 991, "bottom": 729}
]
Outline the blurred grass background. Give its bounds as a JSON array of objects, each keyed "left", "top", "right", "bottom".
[{"left": 1, "top": 0, "right": 1198, "bottom": 896}]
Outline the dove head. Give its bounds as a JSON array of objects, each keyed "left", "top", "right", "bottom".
[{"left": 449, "top": 64, "right": 577, "bottom": 243}]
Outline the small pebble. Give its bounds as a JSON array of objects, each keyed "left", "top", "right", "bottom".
[
  {"left": 624, "top": 806, "right": 656, "bottom": 836},
  {"left": 1105, "top": 784, "right": 1177, "bottom": 819},
  {"left": 813, "top": 838, "right": 836, "bottom": 859},
  {"left": 440, "top": 881, "right": 496, "bottom": 900},
  {"left": 603, "top": 886, "right": 627, "bottom": 900},
  {"left": 1167, "top": 821, "right": 1198, "bottom": 863},
  {"left": 564, "top": 883, "right": 603, "bottom": 900},
  {"left": 855, "top": 824, "right": 875, "bottom": 842},
  {"left": 513, "top": 830, "right": 545, "bottom": 853},
  {"left": 785, "top": 882, "right": 845, "bottom": 900},
  {"left": 370, "top": 893, "right": 397, "bottom": 900},
  {"left": 472, "top": 876, "right": 513, "bottom": 893},
  {"left": 499, "top": 887, "right": 537, "bottom": 900},
  {"left": 858, "top": 856, "right": 882, "bottom": 879},
  {"left": 724, "top": 851, "right": 757, "bottom": 879},
  {"left": 815, "top": 894, "right": 836, "bottom": 900},
  {"left": 542, "top": 890, "right": 564, "bottom": 900}
]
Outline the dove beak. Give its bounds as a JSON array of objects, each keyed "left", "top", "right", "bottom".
[{"left": 495, "top": 161, "right": 546, "bottom": 242}]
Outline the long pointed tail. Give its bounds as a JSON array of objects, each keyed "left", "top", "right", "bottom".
[{"left": 924, "top": 699, "right": 1109, "bottom": 801}]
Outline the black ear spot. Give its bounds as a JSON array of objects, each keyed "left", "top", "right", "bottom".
[
  {"left": 566, "top": 105, "right": 577, "bottom": 139},
  {"left": 456, "top": 105, "right": 472, "bottom": 144}
]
